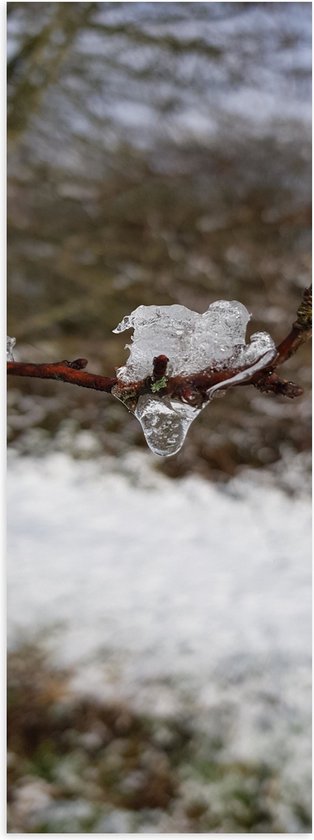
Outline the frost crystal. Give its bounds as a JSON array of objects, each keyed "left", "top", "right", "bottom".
[
  {"left": 7, "top": 336, "right": 16, "bottom": 361},
  {"left": 113, "top": 302, "right": 276, "bottom": 457}
]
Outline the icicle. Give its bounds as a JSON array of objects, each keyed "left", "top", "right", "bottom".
[{"left": 135, "top": 396, "right": 199, "bottom": 457}]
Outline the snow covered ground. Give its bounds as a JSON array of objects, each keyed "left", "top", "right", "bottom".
[{"left": 7, "top": 449, "right": 311, "bottom": 820}]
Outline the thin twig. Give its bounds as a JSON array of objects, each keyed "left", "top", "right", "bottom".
[
  {"left": 7, "top": 358, "right": 116, "bottom": 392},
  {"left": 7, "top": 286, "right": 311, "bottom": 406}
]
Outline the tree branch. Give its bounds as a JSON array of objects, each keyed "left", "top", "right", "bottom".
[
  {"left": 7, "top": 357, "right": 116, "bottom": 392},
  {"left": 7, "top": 287, "right": 311, "bottom": 408}
]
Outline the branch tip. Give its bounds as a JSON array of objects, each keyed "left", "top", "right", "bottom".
[{"left": 152, "top": 354, "right": 169, "bottom": 381}]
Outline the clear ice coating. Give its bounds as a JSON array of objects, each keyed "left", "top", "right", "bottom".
[
  {"left": 135, "top": 396, "right": 199, "bottom": 457},
  {"left": 7, "top": 336, "right": 16, "bottom": 361},
  {"left": 113, "top": 302, "right": 276, "bottom": 457}
]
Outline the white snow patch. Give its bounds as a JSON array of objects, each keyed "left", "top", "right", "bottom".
[{"left": 7, "top": 451, "right": 311, "bottom": 792}]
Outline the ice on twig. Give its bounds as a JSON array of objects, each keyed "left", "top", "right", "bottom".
[
  {"left": 7, "top": 336, "right": 16, "bottom": 362},
  {"left": 113, "top": 302, "right": 276, "bottom": 457},
  {"left": 135, "top": 396, "right": 199, "bottom": 457}
]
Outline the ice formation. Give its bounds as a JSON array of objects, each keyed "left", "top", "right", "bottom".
[
  {"left": 113, "top": 302, "right": 276, "bottom": 457},
  {"left": 7, "top": 336, "right": 16, "bottom": 361},
  {"left": 134, "top": 396, "right": 199, "bottom": 458}
]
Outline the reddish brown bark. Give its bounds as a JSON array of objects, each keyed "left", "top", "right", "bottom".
[
  {"left": 7, "top": 286, "right": 311, "bottom": 406},
  {"left": 7, "top": 358, "right": 116, "bottom": 392}
]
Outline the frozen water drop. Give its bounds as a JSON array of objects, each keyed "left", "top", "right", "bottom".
[
  {"left": 7, "top": 336, "right": 16, "bottom": 361},
  {"left": 135, "top": 395, "right": 200, "bottom": 457}
]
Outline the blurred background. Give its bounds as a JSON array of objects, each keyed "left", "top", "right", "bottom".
[{"left": 7, "top": 2, "right": 311, "bottom": 833}]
